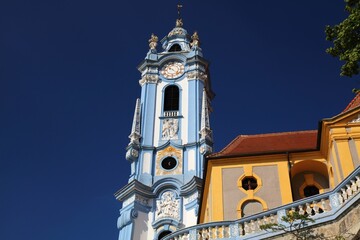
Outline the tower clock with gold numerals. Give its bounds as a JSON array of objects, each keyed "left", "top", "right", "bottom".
[
  {"left": 115, "top": 15, "right": 214, "bottom": 240},
  {"left": 160, "top": 62, "right": 185, "bottom": 79}
]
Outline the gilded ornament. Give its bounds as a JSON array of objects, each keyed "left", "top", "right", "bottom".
[
  {"left": 190, "top": 31, "right": 200, "bottom": 47},
  {"left": 148, "top": 33, "right": 158, "bottom": 50}
]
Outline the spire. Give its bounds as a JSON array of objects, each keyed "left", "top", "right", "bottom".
[
  {"left": 128, "top": 98, "right": 141, "bottom": 145},
  {"left": 200, "top": 89, "right": 213, "bottom": 155},
  {"left": 200, "top": 89, "right": 213, "bottom": 143}
]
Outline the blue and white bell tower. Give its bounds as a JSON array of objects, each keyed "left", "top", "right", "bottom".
[{"left": 115, "top": 15, "right": 214, "bottom": 240}]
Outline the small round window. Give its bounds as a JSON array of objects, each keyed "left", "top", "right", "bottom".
[
  {"left": 242, "top": 177, "right": 258, "bottom": 190},
  {"left": 161, "top": 157, "right": 177, "bottom": 170}
]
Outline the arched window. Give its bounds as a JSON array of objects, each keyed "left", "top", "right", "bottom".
[
  {"left": 164, "top": 86, "right": 179, "bottom": 111},
  {"left": 158, "top": 230, "right": 172, "bottom": 240},
  {"left": 168, "top": 44, "right": 181, "bottom": 52},
  {"left": 241, "top": 200, "right": 263, "bottom": 218},
  {"left": 304, "top": 185, "right": 319, "bottom": 197}
]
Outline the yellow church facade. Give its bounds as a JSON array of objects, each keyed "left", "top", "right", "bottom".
[{"left": 199, "top": 93, "right": 360, "bottom": 224}]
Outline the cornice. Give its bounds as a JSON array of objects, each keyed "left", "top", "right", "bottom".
[
  {"left": 114, "top": 180, "right": 154, "bottom": 201},
  {"left": 180, "top": 176, "right": 203, "bottom": 197}
]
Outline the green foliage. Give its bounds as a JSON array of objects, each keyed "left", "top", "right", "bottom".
[
  {"left": 325, "top": 0, "right": 360, "bottom": 77},
  {"left": 260, "top": 211, "right": 322, "bottom": 240}
]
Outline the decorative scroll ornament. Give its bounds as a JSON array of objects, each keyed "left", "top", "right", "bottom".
[
  {"left": 190, "top": 31, "right": 200, "bottom": 48},
  {"left": 186, "top": 70, "right": 207, "bottom": 82},
  {"left": 162, "top": 118, "right": 179, "bottom": 140},
  {"left": 156, "top": 191, "right": 180, "bottom": 220},
  {"left": 139, "top": 74, "right": 159, "bottom": 86},
  {"left": 148, "top": 33, "right": 158, "bottom": 50}
]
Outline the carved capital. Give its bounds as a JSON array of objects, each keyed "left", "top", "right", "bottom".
[
  {"left": 139, "top": 74, "right": 159, "bottom": 86},
  {"left": 186, "top": 70, "right": 207, "bottom": 82}
]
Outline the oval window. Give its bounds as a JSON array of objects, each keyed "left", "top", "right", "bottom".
[{"left": 161, "top": 157, "right": 177, "bottom": 170}]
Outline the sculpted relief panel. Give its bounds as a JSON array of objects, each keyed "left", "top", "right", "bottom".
[
  {"left": 155, "top": 191, "right": 180, "bottom": 221},
  {"left": 162, "top": 118, "right": 179, "bottom": 140}
]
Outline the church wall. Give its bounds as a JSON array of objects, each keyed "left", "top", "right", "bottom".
[
  {"left": 254, "top": 165, "right": 282, "bottom": 209},
  {"left": 153, "top": 80, "right": 165, "bottom": 146},
  {"left": 180, "top": 79, "right": 189, "bottom": 144},
  {"left": 329, "top": 145, "right": 340, "bottom": 186},
  {"left": 222, "top": 167, "right": 245, "bottom": 220},
  {"left": 210, "top": 166, "right": 224, "bottom": 221},
  {"left": 201, "top": 177, "right": 212, "bottom": 223},
  {"left": 334, "top": 139, "right": 355, "bottom": 177},
  {"left": 349, "top": 138, "right": 360, "bottom": 168},
  {"left": 182, "top": 204, "right": 197, "bottom": 228},
  {"left": 140, "top": 83, "right": 157, "bottom": 146},
  {"left": 201, "top": 157, "right": 294, "bottom": 222},
  {"left": 132, "top": 211, "right": 151, "bottom": 240},
  {"left": 329, "top": 126, "right": 360, "bottom": 181}
]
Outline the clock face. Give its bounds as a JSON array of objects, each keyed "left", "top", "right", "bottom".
[{"left": 161, "top": 62, "right": 185, "bottom": 79}]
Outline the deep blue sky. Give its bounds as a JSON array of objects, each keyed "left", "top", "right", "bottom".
[{"left": 1, "top": 0, "right": 357, "bottom": 239}]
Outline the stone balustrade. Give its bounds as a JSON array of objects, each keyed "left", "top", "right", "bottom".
[
  {"left": 164, "top": 166, "right": 360, "bottom": 240},
  {"left": 164, "top": 111, "right": 178, "bottom": 117}
]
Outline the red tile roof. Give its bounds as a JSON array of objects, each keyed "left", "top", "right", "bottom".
[
  {"left": 342, "top": 93, "right": 360, "bottom": 113},
  {"left": 210, "top": 130, "right": 318, "bottom": 158}
]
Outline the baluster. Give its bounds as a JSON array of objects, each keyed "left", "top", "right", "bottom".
[
  {"left": 341, "top": 188, "right": 348, "bottom": 201},
  {"left": 270, "top": 214, "right": 276, "bottom": 224},
  {"left": 262, "top": 215, "right": 268, "bottom": 225},
  {"left": 346, "top": 184, "right": 353, "bottom": 197},
  {"left": 321, "top": 199, "right": 327, "bottom": 212},
  {"left": 290, "top": 207, "right": 296, "bottom": 214},
  {"left": 181, "top": 233, "right": 187, "bottom": 240},
  {"left": 239, "top": 223, "right": 244, "bottom": 236},
  {"left": 201, "top": 228, "right": 207, "bottom": 239},
  {"left": 225, "top": 225, "right": 230, "bottom": 238},
  {"left": 207, "top": 227, "right": 212, "bottom": 239},
  {"left": 250, "top": 220, "right": 256, "bottom": 233},
  {"left": 356, "top": 176, "right": 360, "bottom": 188},
  {"left": 244, "top": 222, "right": 250, "bottom": 235},
  {"left": 221, "top": 225, "right": 225, "bottom": 238},
  {"left": 306, "top": 202, "right": 312, "bottom": 215},
  {"left": 298, "top": 205, "right": 305, "bottom": 215},
  {"left": 214, "top": 226, "right": 219, "bottom": 238},
  {"left": 312, "top": 201, "right": 319, "bottom": 214},
  {"left": 351, "top": 180, "right": 357, "bottom": 193}
]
